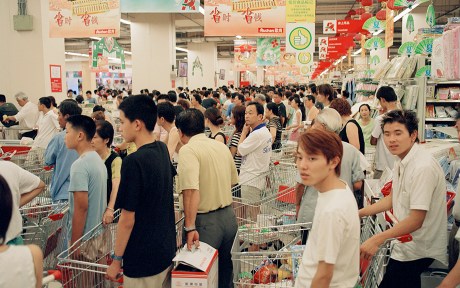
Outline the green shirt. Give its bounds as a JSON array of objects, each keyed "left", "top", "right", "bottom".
[{"left": 358, "top": 118, "right": 375, "bottom": 149}]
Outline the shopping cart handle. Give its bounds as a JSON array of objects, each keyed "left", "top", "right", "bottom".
[
  {"left": 42, "top": 270, "right": 62, "bottom": 283},
  {"left": 273, "top": 161, "right": 280, "bottom": 165},
  {"left": 396, "top": 234, "right": 413, "bottom": 243},
  {"left": 43, "top": 165, "right": 54, "bottom": 171}
]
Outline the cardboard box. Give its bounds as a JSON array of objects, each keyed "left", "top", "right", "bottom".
[{"left": 171, "top": 242, "right": 219, "bottom": 288}]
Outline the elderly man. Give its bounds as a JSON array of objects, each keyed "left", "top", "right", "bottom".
[{"left": 3, "top": 92, "right": 39, "bottom": 139}]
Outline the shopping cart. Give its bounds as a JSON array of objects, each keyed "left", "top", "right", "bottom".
[
  {"left": 271, "top": 144, "right": 297, "bottom": 163},
  {"left": 231, "top": 223, "right": 311, "bottom": 287},
  {"left": 232, "top": 162, "right": 298, "bottom": 227},
  {"left": 357, "top": 212, "right": 412, "bottom": 288},
  {"left": 280, "top": 129, "right": 292, "bottom": 145},
  {"left": 42, "top": 270, "right": 62, "bottom": 288},
  {"left": 57, "top": 210, "right": 185, "bottom": 287},
  {"left": 21, "top": 203, "right": 69, "bottom": 270},
  {"left": 222, "top": 125, "right": 236, "bottom": 146}
]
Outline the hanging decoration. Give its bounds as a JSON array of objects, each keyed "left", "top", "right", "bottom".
[
  {"left": 415, "top": 38, "right": 434, "bottom": 55},
  {"left": 398, "top": 41, "right": 416, "bottom": 56},
  {"left": 387, "top": 0, "right": 403, "bottom": 10},
  {"left": 362, "top": 17, "right": 386, "bottom": 33},
  {"left": 364, "top": 36, "right": 385, "bottom": 50},
  {"left": 91, "top": 38, "right": 125, "bottom": 73},
  {"left": 376, "top": 8, "right": 387, "bottom": 20},
  {"left": 406, "top": 14, "right": 415, "bottom": 34},
  {"left": 426, "top": 3, "right": 436, "bottom": 27},
  {"left": 361, "top": 12, "right": 373, "bottom": 22},
  {"left": 394, "top": 0, "right": 429, "bottom": 9},
  {"left": 192, "top": 56, "right": 203, "bottom": 76},
  {"left": 361, "top": 0, "right": 373, "bottom": 6},
  {"left": 370, "top": 55, "right": 381, "bottom": 65},
  {"left": 415, "top": 65, "right": 432, "bottom": 77}
]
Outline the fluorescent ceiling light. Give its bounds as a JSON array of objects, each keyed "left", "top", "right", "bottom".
[
  {"left": 124, "top": 51, "right": 132, "bottom": 55},
  {"left": 348, "top": 68, "right": 354, "bottom": 72},
  {"left": 65, "top": 52, "right": 89, "bottom": 57},
  {"left": 120, "top": 19, "right": 131, "bottom": 25},
  {"left": 199, "top": 5, "right": 205, "bottom": 15},
  {"left": 353, "top": 48, "right": 362, "bottom": 56},
  {"left": 373, "top": 29, "right": 383, "bottom": 36},
  {"left": 394, "top": 3, "right": 420, "bottom": 22},
  {"left": 90, "top": 37, "right": 101, "bottom": 41},
  {"left": 184, "top": 57, "right": 188, "bottom": 60},
  {"left": 175, "top": 46, "right": 189, "bottom": 52},
  {"left": 236, "top": 35, "right": 242, "bottom": 39}
]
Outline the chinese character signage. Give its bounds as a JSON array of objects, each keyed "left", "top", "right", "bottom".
[
  {"left": 121, "top": 0, "right": 199, "bottom": 13},
  {"left": 234, "top": 40, "right": 257, "bottom": 71},
  {"left": 204, "top": 0, "right": 286, "bottom": 37},
  {"left": 286, "top": 0, "right": 316, "bottom": 23},
  {"left": 257, "top": 38, "right": 281, "bottom": 66},
  {"left": 49, "top": 0, "right": 120, "bottom": 38},
  {"left": 50, "top": 65, "right": 62, "bottom": 93},
  {"left": 323, "top": 19, "right": 367, "bottom": 35},
  {"left": 91, "top": 38, "right": 125, "bottom": 73}
]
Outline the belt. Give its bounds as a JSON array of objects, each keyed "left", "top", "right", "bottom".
[{"left": 198, "top": 205, "right": 230, "bottom": 215}]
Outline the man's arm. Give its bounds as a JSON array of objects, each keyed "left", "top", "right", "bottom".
[
  {"left": 71, "top": 191, "right": 88, "bottom": 245},
  {"left": 20, "top": 180, "right": 45, "bottom": 207},
  {"left": 113, "top": 210, "right": 135, "bottom": 257},
  {"left": 183, "top": 189, "right": 201, "bottom": 250},
  {"left": 370, "top": 136, "right": 378, "bottom": 146},
  {"left": 311, "top": 261, "right": 334, "bottom": 288},
  {"left": 359, "top": 193, "right": 392, "bottom": 218},
  {"left": 438, "top": 255, "right": 460, "bottom": 287},
  {"left": 44, "top": 135, "right": 59, "bottom": 166}
]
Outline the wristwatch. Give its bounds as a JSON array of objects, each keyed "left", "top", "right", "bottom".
[
  {"left": 184, "top": 226, "right": 196, "bottom": 233},
  {"left": 111, "top": 252, "right": 123, "bottom": 261}
]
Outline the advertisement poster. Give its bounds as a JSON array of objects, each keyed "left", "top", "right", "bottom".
[
  {"left": 257, "top": 38, "right": 281, "bottom": 66},
  {"left": 178, "top": 61, "right": 188, "bottom": 77},
  {"left": 50, "top": 65, "right": 62, "bottom": 93},
  {"left": 121, "top": 0, "right": 198, "bottom": 13},
  {"left": 204, "top": 0, "right": 286, "bottom": 37},
  {"left": 91, "top": 38, "right": 125, "bottom": 73},
  {"left": 286, "top": 23, "right": 315, "bottom": 54},
  {"left": 286, "top": 0, "right": 316, "bottom": 23},
  {"left": 234, "top": 40, "right": 257, "bottom": 71},
  {"left": 323, "top": 19, "right": 367, "bottom": 35},
  {"left": 49, "top": 0, "right": 120, "bottom": 38}
]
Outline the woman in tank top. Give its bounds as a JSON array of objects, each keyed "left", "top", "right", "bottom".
[
  {"left": 204, "top": 107, "right": 227, "bottom": 145},
  {"left": 0, "top": 175, "right": 43, "bottom": 288}
]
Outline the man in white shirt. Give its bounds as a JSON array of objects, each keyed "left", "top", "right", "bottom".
[
  {"left": 295, "top": 129, "right": 360, "bottom": 288},
  {"left": 33, "top": 97, "right": 60, "bottom": 149},
  {"left": 3, "top": 92, "right": 39, "bottom": 139},
  {"left": 360, "top": 110, "right": 447, "bottom": 288},
  {"left": 371, "top": 86, "right": 399, "bottom": 179},
  {"left": 0, "top": 161, "right": 45, "bottom": 245},
  {"left": 237, "top": 102, "right": 272, "bottom": 205}
]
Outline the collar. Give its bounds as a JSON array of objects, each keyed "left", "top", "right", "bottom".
[
  {"left": 253, "top": 123, "right": 266, "bottom": 131},
  {"left": 397, "top": 143, "right": 419, "bottom": 169}
]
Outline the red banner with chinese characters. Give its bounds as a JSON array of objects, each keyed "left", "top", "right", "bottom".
[
  {"left": 204, "top": 0, "right": 286, "bottom": 37},
  {"left": 49, "top": 0, "right": 120, "bottom": 38},
  {"left": 49, "top": 65, "right": 62, "bottom": 93},
  {"left": 323, "top": 19, "right": 367, "bottom": 35}
]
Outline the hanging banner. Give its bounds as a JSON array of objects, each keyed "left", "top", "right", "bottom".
[
  {"left": 256, "top": 38, "right": 281, "bottom": 66},
  {"left": 49, "top": 0, "right": 120, "bottom": 38},
  {"left": 279, "top": 49, "right": 297, "bottom": 71},
  {"left": 204, "top": 0, "right": 286, "bottom": 37},
  {"left": 286, "top": 23, "right": 315, "bottom": 56},
  {"left": 385, "top": 7, "right": 395, "bottom": 47},
  {"left": 286, "top": 0, "right": 316, "bottom": 23},
  {"left": 50, "top": 65, "right": 62, "bottom": 93},
  {"left": 121, "top": 0, "right": 199, "bottom": 13},
  {"left": 323, "top": 19, "right": 367, "bottom": 35},
  {"left": 318, "top": 36, "right": 355, "bottom": 60},
  {"left": 234, "top": 40, "right": 257, "bottom": 71},
  {"left": 91, "top": 38, "right": 125, "bottom": 73}
]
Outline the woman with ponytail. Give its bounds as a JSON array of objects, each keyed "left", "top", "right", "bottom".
[
  {"left": 286, "top": 96, "right": 305, "bottom": 141},
  {"left": 204, "top": 107, "right": 227, "bottom": 145}
]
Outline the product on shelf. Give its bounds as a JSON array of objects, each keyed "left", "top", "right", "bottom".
[
  {"left": 435, "top": 106, "right": 448, "bottom": 118},
  {"left": 426, "top": 105, "right": 435, "bottom": 118},
  {"left": 437, "top": 88, "right": 450, "bottom": 100}
]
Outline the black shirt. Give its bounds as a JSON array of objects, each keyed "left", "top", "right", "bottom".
[
  {"left": 0, "top": 103, "right": 19, "bottom": 127},
  {"left": 117, "top": 141, "right": 177, "bottom": 278},
  {"left": 339, "top": 119, "right": 365, "bottom": 155},
  {"left": 276, "top": 102, "right": 287, "bottom": 127},
  {"left": 202, "top": 98, "right": 217, "bottom": 109}
]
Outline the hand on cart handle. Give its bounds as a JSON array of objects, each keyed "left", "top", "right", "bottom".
[
  {"left": 106, "top": 260, "right": 123, "bottom": 282},
  {"left": 186, "top": 230, "right": 200, "bottom": 251},
  {"left": 103, "top": 209, "right": 115, "bottom": 225}
]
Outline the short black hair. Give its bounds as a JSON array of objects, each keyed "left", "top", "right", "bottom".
[
  {"left": 168, "top": 92, "right": 177, "bottom": 103},
  {"left": 157, "top": 94, "right": 170, "bottom": 102},
  {"left": 376, "top": 86, "right": 398, "bottom": 102},
  {"left": 342, "top": 90, "right": 350, "bottom": 98},
  {"left": 39, "top": 97, "right": 51, "bottom": 108},
  {"left": 192, "top": 94, "right": 202, "bottom": 104},
  {"left": 247, "top": 101, "right": 264, "bottom": 116},
  {"left": 157, "top": 102, "right": 176, "bottom": 123},
  {"left": 236, "top": 94, "right": 245, "bottom": 103},
  {"left": 266, "top": 102, "right": 280, "bottom": 116},
  {"left": 86, "top": 90, "right": 92, "bottom": 95},
  {"left": 382, "top": 110, "right": 419, "bottom": 136},
  {"left": 176, "top": 109, "right": 205, "bottom": 137},
  {"left": 306, "top": 95, "right": 316, "bottom": 103},
  {"left": 95, "top": 120, "right": 114, "bottom": 148},
  {"left": 204, "top": 90, "right": 211, "bottom": 97},
  {"left": 59, "top": 99, "right": 82, "bottom": 117},
  {"left": 119, "top": 95, "right": 157, "bottom": 131},
  {"left": 67, "top": 89, "right": 73, "bottom": 93},
  {"left": 0, "top": 175, "right": 13, "bottom": 245},
  {"left": 67, "top": 115, "right": 97, "bottom": 141},
  {"left": 75, "top": 95, "right": 84, "bottom": 104},
  {"left": 93, "top": 105, "right": 105, "bottom": 113},
  {"left": 0, "top": 94, "right": 5, "bottom": 103}
]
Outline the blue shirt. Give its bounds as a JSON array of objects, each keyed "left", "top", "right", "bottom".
[
  {"left": 226, "top": 103, "right": 235, "bottom": 118},
  {"left": 68, "top": 151, "right": 107, "bottom": 240},
  {"left": 44, "top": 130, "right": 79, "bottom": 201},
  {"left": 86, "top": 98, "right": 97, "bottom": 104}
]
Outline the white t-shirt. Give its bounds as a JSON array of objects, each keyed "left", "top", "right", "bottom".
[
  {"left": 33, "top": 110, "right": 60, "bottom": 149},
  {"left": 238, "top": 124, "right": 272, "bottom": 185},
  {"left": 295, "top": 185, "right": 360, "bottom": 288},
  {"left": 0, "top": 245, "right": 36, "bottom": 288},
  {"left": 291, "top": 109, "right": 302, "bottom": 127},
  {"left": 371, "top": 114, "right": 395, "bottom": 171},
  {"left": 15, "top": 101, "right": 39, "bottom": 133},
  {"left": 0, "top": 161, "right": 40, "bottom": 243},
  {"left": 391, "top": 143, "right": 448, "bottom": 265}
]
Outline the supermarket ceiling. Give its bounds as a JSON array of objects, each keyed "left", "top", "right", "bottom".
[{"left": 64, "top": 0, "right": 460, "bottom": 61}]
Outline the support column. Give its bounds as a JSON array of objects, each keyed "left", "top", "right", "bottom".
[
  {"left": 80, "top": 61, "right": 97, "bottom": 94},
  {"left": 187, "top": 42, "right": 217, "bottom": 90},
  {"left": 131, "top": 14, "right": 176, "bottom": 94},
  {"left": 0, "top": 0, "right": 66, "bottom": 104}
]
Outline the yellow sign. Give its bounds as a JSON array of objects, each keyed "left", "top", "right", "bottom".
[
  {"left": 286, "top": 0, "right": 316, "bottom": 23},
  {"left": 298, "top": 52, "right": 312, "bottom": 65},
  {"left": 300, "top": 65, "right": 311, "bottom": 74},
  {"left": 288, "top": 27, "right": 313, "bottom": 51}
]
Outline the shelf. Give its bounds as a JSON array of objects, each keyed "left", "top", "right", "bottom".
[
  {"left": 428, "top": 80, "right": 460, "bottom": 85},
  {"left": 426, "top": 118, "right": 456, "bottom": 122},
  {"left": 426, "top": 99, "right": 460, "bottom": 103},
  {"left": 425, "top": 139, "right": 458, "bottom": 143}
]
